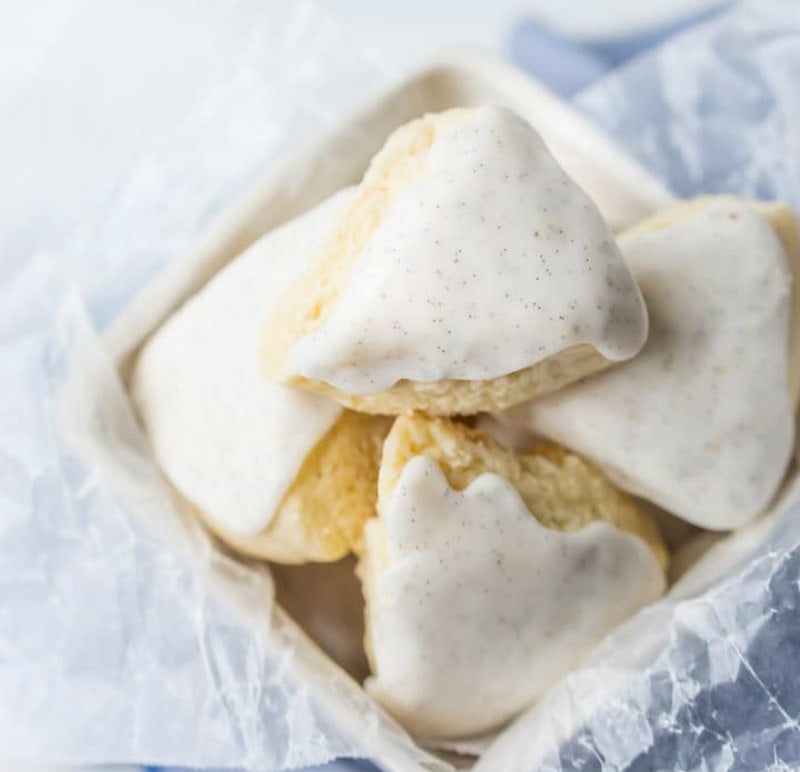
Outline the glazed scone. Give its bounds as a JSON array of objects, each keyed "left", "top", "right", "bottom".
[
  {"left": 133, "top": 189, "right": 391, "bottom": 563},
  {"left": 501, "top": 196, "right": 800, "bottom": 530},
  {"left": 262, "top": 106, "right": 648, "bottom": 415},
  {"left": 359, "top": 415, "right": 666, "bottom": 738}
]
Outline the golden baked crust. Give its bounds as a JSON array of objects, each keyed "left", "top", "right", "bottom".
[
  {"left": 199, "top": 411, "right": 391, "bottom": 563},
  {"left": 286, "top": 342, "right": 613, "bottom": 416},
  {"left": 376, "top": 413, "right": 668, "bottom": 569},
  {"left": 261, "top": 108, "right": 623, "bottom": 416}
]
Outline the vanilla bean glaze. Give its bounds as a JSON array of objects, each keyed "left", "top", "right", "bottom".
[
  {"left": 502, "top": 199, "right": 795, "bottom": 529},
  {"left": 291, "top": 107, "right": 647, "bottom": 394}
]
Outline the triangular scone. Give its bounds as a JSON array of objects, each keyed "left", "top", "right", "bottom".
[
  {"left": 501, "top": 196, "right": 800, "bottom": 530},
  {"left": 133, "top": 190, "right": 391, "bottom": 563},
  {"left": 359, "top": 414, "right": 666, "bottom": 739},
  {"left": 262, "top": 106, "right": 648, "bottom": 416}
]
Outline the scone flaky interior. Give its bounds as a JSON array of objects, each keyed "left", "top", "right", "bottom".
[
  {"left": 376, "top": 413, "right": 668, "bottom": 568},
  {"left": 205, "top": 411, "right": 391, "bottom": 563}
]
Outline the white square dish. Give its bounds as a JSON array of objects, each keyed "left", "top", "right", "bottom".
[{"left": 91, "top": 52, "right": 677, "bottom": 771}]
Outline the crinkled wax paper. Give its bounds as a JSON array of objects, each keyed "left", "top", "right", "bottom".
[{"left": 3, "top": 0, "right": 800, "bottom": 770}]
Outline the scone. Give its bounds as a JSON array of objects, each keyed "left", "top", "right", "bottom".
[
  {"left": 262, "top": 105, "right": 648, "bottom": 415},
  {"left": 501, "top": 196, "right": 800, "bottom": 530},
  {"left": 359, "top": 414, "right": 666, "bottom": 739},
  {"left": 133, "top": 189, "right": 391, "bottom": 563}
]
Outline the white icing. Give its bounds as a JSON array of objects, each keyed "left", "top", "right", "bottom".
[
  {"left": 132, "top": 190, "right": 354, "bottom": 537},
  {"left": 502, "top": 200, "right": 794, "bottom": 530},
  {"left": 291, "top": 106, "right": 647, "bottom": 394},
  {"left": 364, "top": 456, "right": 664, "bottom": 738}
]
